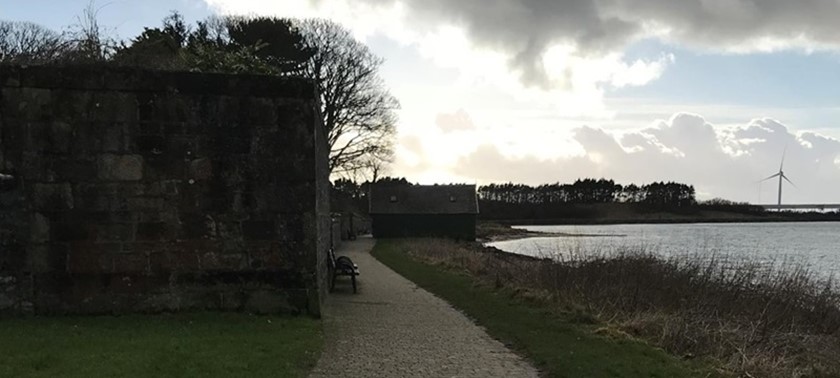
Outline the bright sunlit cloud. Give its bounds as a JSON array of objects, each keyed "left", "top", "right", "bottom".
[{"left": 203, "top": 0, "right": 676, "bottom": 117}]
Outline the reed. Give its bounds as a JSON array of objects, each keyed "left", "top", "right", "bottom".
[{"left": 399, "top": 238, "right": 840, "bottom": 378}]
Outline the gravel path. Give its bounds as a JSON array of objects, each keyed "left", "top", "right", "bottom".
[{"left": 309, "top": 237, "right": 540, "bottom": 378}]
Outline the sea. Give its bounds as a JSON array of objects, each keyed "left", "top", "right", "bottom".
[{"left": 487, "top": 222, "right": 840, "bottom": 279}]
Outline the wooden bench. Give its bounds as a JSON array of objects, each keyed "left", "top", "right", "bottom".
[{"left": 328, "top": 247, "right": 359, "bottom": 293}]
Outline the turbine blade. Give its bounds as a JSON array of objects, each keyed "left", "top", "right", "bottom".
[
  {"left": 780, "top": 146, "right": 787, "bottom": 171},
  {"left": 759, "top": 173, "right": 781, "bottom": 182},
  {"left": 782, "top": 174, "right": 797, "bottom": 189}
]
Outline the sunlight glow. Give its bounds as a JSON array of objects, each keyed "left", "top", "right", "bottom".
[{"left": 197, "top": 0, "right": 840, "bottom": 202}]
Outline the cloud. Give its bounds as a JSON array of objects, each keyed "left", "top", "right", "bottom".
[
  {"left": 435, "top": 109, "right": 475, "bottom": 132},
  {"left": 210, "top": 0, "right": 840, "bottom": 89},
  {"left": 608, "top": 0, "right": 840, "bottom": 52},
  {"left": 201, "top": 0, "right": 674, "bottom": 113},
  {"left": 449, "top": 113, "right": 840, "bottom": 203},
  {"left": 202, "top": 0, "right": 840, "bottom": 118},
  {"left": 199, "top": 0, "right": 840, "bottom": 200}
]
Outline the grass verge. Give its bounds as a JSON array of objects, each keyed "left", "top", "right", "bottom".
[
  {"left": 378, "top": 237, "right": 840, "bottom": 377},
  {"left": 0, "top": 312, "right": 322, "bottom": 378},
  {"left": 372, "top": 239, "right": 718, "bottom": 378}
]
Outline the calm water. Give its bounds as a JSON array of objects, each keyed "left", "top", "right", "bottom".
[{"left": 488, "top": 222, "right": 840, "bottom": 278}]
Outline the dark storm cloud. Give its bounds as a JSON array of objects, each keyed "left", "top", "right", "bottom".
[{"left": 327, "top": 0, "right": 840, "bottom": 87}]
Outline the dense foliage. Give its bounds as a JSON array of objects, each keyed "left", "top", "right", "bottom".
[
  {"left": 478, "top": 179, "right": 696, "bottom": 207},
  {"left": 113, "top": 14, "right": 309, "bottom": 75},
  {"left": 332, "top": 176, "right": 703, "bottom": 220}
]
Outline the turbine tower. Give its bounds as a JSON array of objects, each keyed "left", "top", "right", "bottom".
[{"left": 760, "top": 149, "right": 796, "bottom": 206}]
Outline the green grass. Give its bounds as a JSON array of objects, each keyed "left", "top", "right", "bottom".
[
  {"left": 372, "top": 239, "right": 721, "bottom": 378},
  {"left": 0, "top": 313, "right": 322, "bottom": 378}
]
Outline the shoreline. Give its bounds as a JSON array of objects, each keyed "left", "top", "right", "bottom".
[
  {"left": 479, "top": 231, "right": 625, "bottom": 244},
  {"left": 488, "top": 216, "right": 840, "bottom": 227}
]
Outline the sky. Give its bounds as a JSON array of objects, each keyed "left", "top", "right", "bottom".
[{"left": 2, "top": 0, "right": 840, "bottom": 204}]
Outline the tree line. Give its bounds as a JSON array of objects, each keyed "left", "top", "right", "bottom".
[
  {"left": 1, "top": 7, "right": 396, "bottom": 179},
  {"left": 331, "top": 177, "right": 700, "bottom": 218},
  {"left": 479, "top": 179, "right": 696, "bottom": 208}
]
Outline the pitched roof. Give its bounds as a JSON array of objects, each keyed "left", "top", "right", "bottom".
[{"left": 369, "top": 184, "right": 479, "bottom": 215}]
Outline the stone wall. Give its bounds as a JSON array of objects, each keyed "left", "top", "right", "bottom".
[{"left": 0, "top": 65, "right": 329, "bottom": 315}]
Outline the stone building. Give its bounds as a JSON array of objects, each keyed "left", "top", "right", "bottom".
[
  {"left": 0, "top": 65, "right": 330, "bottom": 316},
  {"left": 369, "top": 184, "right": 478, "bottom": 240}
]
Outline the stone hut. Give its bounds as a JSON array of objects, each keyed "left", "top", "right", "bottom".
[
  {"left": 369, "top": 184, "right": 478, "bottom": 240},
  {"left": 0, "top": 65, "right": 330, "bottom": 316}
]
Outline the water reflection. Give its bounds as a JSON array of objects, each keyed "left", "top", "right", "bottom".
[{"left": 488, "top": 222, "right": 840, "bottom": 278}]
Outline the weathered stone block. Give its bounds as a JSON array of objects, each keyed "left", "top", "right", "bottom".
[
  {"left": 20, "top": 66, "right": 106, "bottom": 90},
  {"left": 67, "top": 248, "right": 111, "bottom": 274},
  {"left": 26, "top": 244, "right": 67, "bottom": 273},
  {"left": 136, "top": 121, "right": 163, "bottom": 135},
  {"left": 105, "top": 274, "right": 148, "bottom": 295},
  {"left": 1, "top": 66, "right": 21, "bottom": 87},
  {"left": 64, "top": 122, "right": 122, "bottom": 157},
  {"left": 97, "top": 154, "right": 143, "bottom": 181},
  {"left": 135, "top": 135, "right": 166, "bottom": 155},
  {"left": 156, "top": 96, "right": 192, "bottom": 123},
  {"left": 33, "top": 183, "right": 74, "bottom": 211},
  {"left": 47, "top": 121, "right": 74, "bottom": 153},
  {"left": 179, "top": 213, "right": 216, "bottom": 239},
  {"left": 277, "top": 216, "right": 305, "bottom": 242},
  {"left": 71, "top": 192, "right": 116, "bottom": 212},
  {"left": 163, "top": 122, "right": 186, "bottom": 135},
  {"left": 167, "top": 250, "right": 201, "bottom": 272},
  {"left": 94, "top": 223, "right": 135, "bottom": 243},
  {"left": 126, "top": 197, "right": 164, "bottom": 212},
  {"left": 244, "top": 290, "right": 290, "bottom": 314},
  {"left": 96, "top": 242, "right": 125, "bottom": 255},
  {"left": 30, "top": 213, "right": 50, "bottom": 243},
  {"left": 50, "top": 90, "right": 92, "bottom": 121},
  {"left": 0, "top": 173, "right": 19, "bottom": 191},
  {"left": 90, "top": 92, "right": 138, "bottom": 123},
  {"left": 123, "top": 242, "right": 165, "bottom": 255},
  {"left": 102, "top": 125, "right": 129, "bottom": 152},
  {"left": 242, "top": 220, "right": 277, "bottom": 241},
  {"left": 167, "top": 137, "right": 201, "bottom": 158},
  {"left": 1, "top": 88, "right": 22, "bottom": 119},
  {"left": 21, "top": 152, "right": 49, "bottom": 181},
  {"left": 188, "top": 158, "right": 213, "bottom": 181},
  {"left": 142, "top": 181, "right": 179, "bottom": 197},
  {"left": 46, "top": 210, "right": 130, "bottom": 224},
  {"left": 147, "top": 252, "right": 169, "bottom": 273},
  {"left": 213, "top": 138, "right": 251, "bottom": 155},
  {"left": 248, "top": 242, "right": 286, "bottom": 269},
  {"left": 51, "top": 222, "right": 90, "bottom": 242},
  {"left": 49, "top": 158, "right": 97, "bottom": 183},
  {"left": 112, "top": 254, "right": 148, "bottom": 274},
  {"left": 143, "top": 157, "right": 186, "bottom": 180},
  {"left": 200, "top": 252, "right": 246, "bottom": 271},
  {"left": 216, "top": 220, "right": 242, "bottom": 240},
  {"left": 0, "top": 291, "right": 16, "bottom": 312},
  {"left": 136, "top": 222, "right": 168, "bottom": 241},
  {"left": 18, "top": 88, "right": 53, "bottom": 121}
]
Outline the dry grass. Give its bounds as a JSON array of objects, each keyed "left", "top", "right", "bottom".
[
  {"left": 475, "top": 221, "right": 531, "bottom": 241},
  {"left": 399, "top": 239, "right": 840, "bottom": 378}
]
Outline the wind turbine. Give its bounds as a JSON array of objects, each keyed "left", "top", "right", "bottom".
[{"left": 760, "top": 149, "right": 796, "bottom": 206}]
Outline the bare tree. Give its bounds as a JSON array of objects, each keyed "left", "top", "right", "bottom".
[
  {"left": 64, "top": 1, "right": 117, "bottom": 62},
  {"left": 297, "top": 19, "right": 398, "bottom": 178},
  {"left": 0, "top": 21, "right": 67, "bottom": 63}
]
